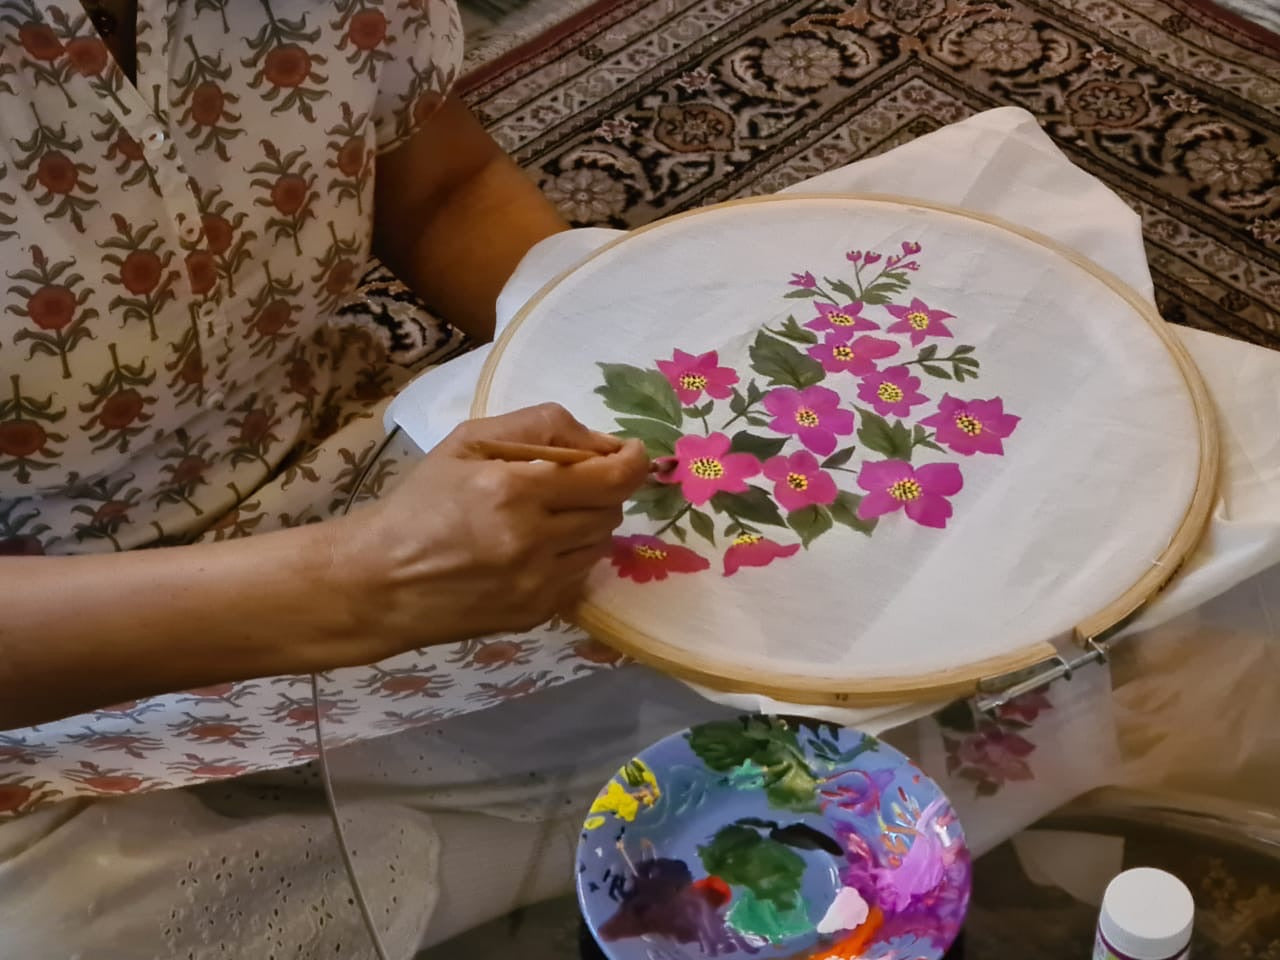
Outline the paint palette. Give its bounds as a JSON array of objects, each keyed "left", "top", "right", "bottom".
[{"left": 576, "top": 716, "right": 970, "bottom": 960}]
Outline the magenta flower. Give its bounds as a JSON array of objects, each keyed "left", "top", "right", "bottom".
[
  {"left": 920, "top": 394, "right": 1020, "bottom": 456},
  {"left": 846, "top": 250, "right": 862, "bottom": 263},
  {"left": 806, "top": 334, "right": 899, "bottom": 376},
  {"left": 762, "top": 450, "right": 839, "bottom": 511},
  {"left": 762, "top": 386, "right": 855, "bottom": 457},
  {"left": 901, "top": 241, "right": 922, "bottom": 255},
  {"left": 804, "top": 301, "right": 878, "bottom": 336},
  {"left": 662, "top": 432, "right": 760, "bottom": 505},
  {"left": 856, "top": 366, "right": 929, "bottom": 418},
  {"left": 856, "top": 459, "right": 963, "bottom": 529},
  {"left": 611, "top": 535, "right": 710, "bottom": 583},
  {"left": 723, "top": 534, "right": 800, "bottom": 576},
  {"left": 955, "top": 728, "right": 1035, "bottom": 783},
  {"left": 789, "top": 271, "right": 817, "bottom": 288},
  {"left": 864, "top": 252, "right": 882, "bottom": 265},
  {"left": 656, "top": 349, "right": 739, "bottom": 405},
  {"left": 885, "top": 297, "right": 954, "bottom": 346}
]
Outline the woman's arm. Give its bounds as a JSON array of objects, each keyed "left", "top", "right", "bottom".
[
  {"left": 372, "top": 95, "right": 570, "bottom": 343},
  {"left": 0, "top": 406, "right": 647, "bottom": 730}
]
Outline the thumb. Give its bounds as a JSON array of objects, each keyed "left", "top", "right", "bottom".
[{"left": 457, "top": 403, "right": 621, "bottom": 456}]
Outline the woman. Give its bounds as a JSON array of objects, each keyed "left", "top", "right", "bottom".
[{"left": 0, "top": 0, "right": 678, "bottom": 952}]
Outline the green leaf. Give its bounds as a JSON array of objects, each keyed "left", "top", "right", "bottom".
[
  {"left": 918, "top": 344, "right": 938, "bottom": 361},
  {"left": 745, "top": 413, "right": 771, "bottom": 427},
  {"left": 919, "top": 363, "right": 953, "bottom": 379},
  {"left": 782, "top": 288, "right": 819, "bottom": 299},
  {"left": 729, "top": 431, "right": 787, "bottom": 460},
  {"left": 689, "top": 508, "right": 716, "bottom": 545},
  {"left": 613, "top": 417, "right": 683, "bottom": 457},
  {"left": 954, "top": 355, "right": 980, "bottom": 368},
  {"left": 746, "top": 381, "right": 764, "bottom": 404},
  {"left": 698, "top": 825, "right": 807, "bottom": 911},
  {"left": 769, "top": 315, "right": 818, "bottom": 345},
  {"left": 697, "top": 400, "right": 716, "bottom": 417},
  {"left": 953, "top": 345, "right": 975, "bottom": 355},
  {"left": 856, "top": 408, "right": 914, "bottom": 460},
  {"left": 710, "top": 486, "right": 786, "bottom": 527},
  {"left": 828, "top": 491, "right": 877, "bottom": 536},
  {"left": 827, "top": 278, "right": 859, "bottom": 302},
  {"left": 786, "top": 505, "right": 833, "bottom": 547},
  {"left": 729, "top": 388, "right": 747, "bottom": 416},
  {"left": 595, "top": 363, "right": 683, "bottom": 426},
  {"left": 625, "top": 482, "right": 687, "bottom": 520},
  {"left": 820, "top": 446, "right": 856, "bottom": 469},
  {"left": 749, "top": 330, "right": 825, "bottom": 389},
  {"left": 670, "top": 523, "right": 687, "bottom": 542},
  {"left": 860, "top": 272, "right": 911, "bottom": 305}
]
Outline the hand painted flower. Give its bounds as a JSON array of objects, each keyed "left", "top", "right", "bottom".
[
  {"left": 762, "top": 450, "right": 838, "bottom": 511},
  {"left": 807, "top": 334, "right": 899, "bottom": 376},
  {"left": 856, "top": 459, "right": 963, "bottom": 529},
  {"left": 656, "top": 349, "right": 739, "bottom": 405},
  {"left": 805, "top": 300, "right": 878, "bottom": 335},
  {"left": 664, "top": 432, "right": 761, "bottom": 505},
  {"left": 611, "top": 535, "right": 710, "bottom": 582},
  {"left": 885, "top": 297, "right": 954, "bottom": 346},
  {"left": 789, "top": 271, "right": 817, "bottom": 288},
  {"left": 856, "top": 366, "right": 929, "bottom": 418},
  {"left": 920, "top": 394, "right": 1019, "bottom": 456},
  {"left": 763, "top": 386, "right": 855, "bottom": 457},
  {"left": 723, "top": 533, "right": 800, "bottom": 576}
]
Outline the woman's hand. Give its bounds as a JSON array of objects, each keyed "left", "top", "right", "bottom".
[{"left": 331, "top": 403, "right": 649, "bottom": 655}]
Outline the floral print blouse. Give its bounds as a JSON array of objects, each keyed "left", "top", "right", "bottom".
[{"left": 0, "top": 0, "right": 461, "bottom": 553}]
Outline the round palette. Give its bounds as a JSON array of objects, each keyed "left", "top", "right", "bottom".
[{"left": 576, "top": 716, "right": 970, "bottom": 960}]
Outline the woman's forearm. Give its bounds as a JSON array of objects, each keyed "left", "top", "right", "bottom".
[{"left": 0, "top": 522, "right": 357, "bottom": 730}]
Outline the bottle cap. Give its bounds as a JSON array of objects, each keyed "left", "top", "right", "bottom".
[{"left": 1099, "top": 868, "right": 1194, "bottom": 960}]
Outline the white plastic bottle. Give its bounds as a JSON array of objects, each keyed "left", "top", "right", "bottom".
[{"left": 1093, "top": 867, "right": 1194, "bottom": 960}]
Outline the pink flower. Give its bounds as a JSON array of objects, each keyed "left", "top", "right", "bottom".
[
  {"left": 995, "top": 690, "right": 1052, "bottom": 725},
  {"left": 762, "top": 450, "right": 839, "bottom": 511},
  {"left": 856, "top": 366, "right": 929, "bottom": 417},
  {"left": 789, "top": 271, "right": 817, "bottom": 288},
  {"left": 611, "top": 535, "right": 710, "bottom": 583},
  {"left": 804, "top": 301, "right": 878, "bottom": 336},
  {"left": 901, "top": 241, "right": 922, "bottom": 255},
  {"left": 845, "top": 250, "right": 862, "bottom": 262},
  {"left": 855, "top": 459, "right": 963, "bottom": 529},
  {"left": 806, "top": 334, "right": 899, "bottom": 376},
  {"left": 885, "top": 297, "right": 954, "bottom": 346},
  {"left": 956, "top": 728, "right": 1035, "bottom": 783},
  {"left": 920, "top": 394, "right": 1020, "bottom": 456},
  {"left": 663, "top": 432, "right": 761, "bottom": 505},
  {"left": 656, "top": 349, "right": 739, "bottom": 405},
  {"left": 723, "top": 534, "right": 800, "bottom": 576},
  {"left": 762, "top": 386, "right": 855, "bottom": 457},
  {"left": 864, "top": 252, "right": 882, "bottom": 265}
]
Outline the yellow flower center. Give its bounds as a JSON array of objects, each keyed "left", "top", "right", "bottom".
[
  {"left": 877, "top": 382, "right": 904, "bottom": 403},
  {"left": 795, "top": 408, "right": 819, "bottom": 427},
  {"left": 635, "top": 545, "right": 667, "bottom": 560},
  {"left": 832, "top": 345, "right": 855, "bottom": 361},
  {"left": 786, "top": 472, "right": 808, "bottom": 491},
  {"left": 679, "top": 373, "right": 707, "bottom": 391},
  {"left": 955, "top": 413, "right": 983, "bottom": 436},
  {"left": 690, "top": 457, "right": 724, "bottom": 479},
  {"left": 907, "top": 310, "right": 930, "bottom": 330},
  {"left": 733, "top": 533, "right": 761, "bottom": 546},
  {"left": 828, "top": 312, "right": 855, "bottom": 326},
  {"left": 889, "top": 478, "right": 923, "bottom": 501}
]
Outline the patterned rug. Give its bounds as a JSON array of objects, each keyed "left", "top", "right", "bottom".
[{"left": 459, "top": 0, "right": 1279, "bottom": 348}]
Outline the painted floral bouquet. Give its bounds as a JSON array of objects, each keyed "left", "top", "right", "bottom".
[{"left": 598, "top": 242, "right": 1020, "bottom": 581}]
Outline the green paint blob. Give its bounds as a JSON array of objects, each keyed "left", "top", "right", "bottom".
[{"left": 726, "top": 889, "right": 812, "bottom": 942}]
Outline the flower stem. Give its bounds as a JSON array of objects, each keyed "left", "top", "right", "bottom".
[
  {"left": 810, "top": 282, "right": 841, "bottom": 305},
  {"left": 654, "top": 504, "right": 691, "bottom": 536}
]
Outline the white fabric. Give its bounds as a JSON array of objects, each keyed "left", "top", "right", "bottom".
[{"left": 391, "top": 105, "right": 1280, "bottom": 727}]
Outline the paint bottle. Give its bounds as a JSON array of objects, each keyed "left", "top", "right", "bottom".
[{"left": 1093, "top": 868, "right": 1194, "bottom": 960}]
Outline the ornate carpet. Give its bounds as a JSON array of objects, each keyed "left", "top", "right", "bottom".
[{"left": 458, "top": 0, "right": 1280, "bottom": 348}]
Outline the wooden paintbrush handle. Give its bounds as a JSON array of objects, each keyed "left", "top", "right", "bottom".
[{"left": 471, "top": 440, "right": 598, "bottom": 465}]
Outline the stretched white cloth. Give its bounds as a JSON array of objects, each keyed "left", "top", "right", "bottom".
[{"left": 387, "top": 105, "right": 1280, "bottom": 730}]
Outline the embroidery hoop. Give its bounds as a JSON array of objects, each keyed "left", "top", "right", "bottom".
[{"left": 472, "top": 195, "right": 1220, "bottom": 706}]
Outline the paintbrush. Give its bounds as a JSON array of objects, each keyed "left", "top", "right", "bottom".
[{"left": 472, "top": 440, "right": 676, "bottom": 477}]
